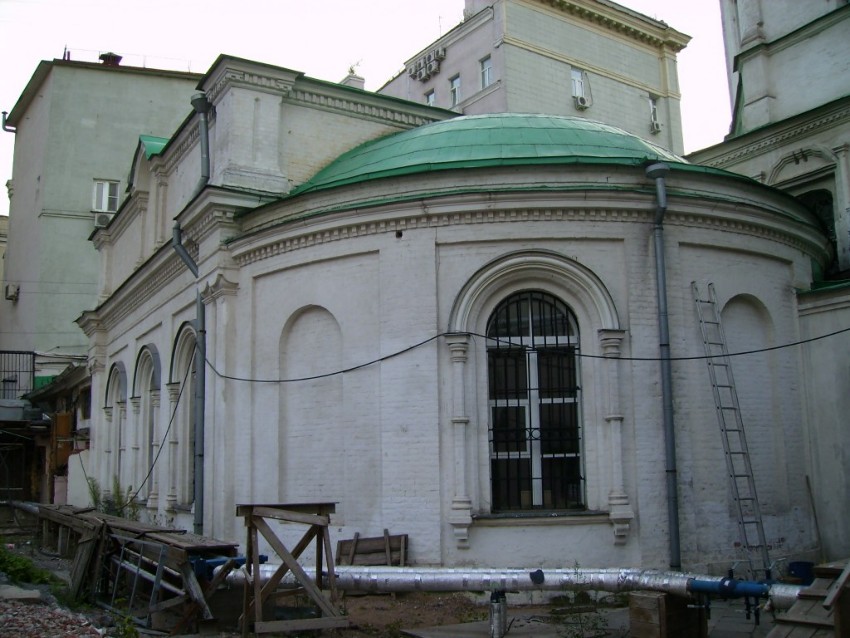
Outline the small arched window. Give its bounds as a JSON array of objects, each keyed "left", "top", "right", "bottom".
[{"left": 486, "top": 290, "right": 583, "bottom": 512}]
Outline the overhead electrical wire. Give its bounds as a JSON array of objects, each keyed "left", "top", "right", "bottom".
[{"left": 203, "top": 326, "right": 850, "bottom": 385}]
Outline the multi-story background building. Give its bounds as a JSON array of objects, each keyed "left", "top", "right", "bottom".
[
  {"left": 379, "top": 0, "right": 690, "bottom": 154},
  {"left": 1, "top": 55, "right": 200, "bottom": 382}
]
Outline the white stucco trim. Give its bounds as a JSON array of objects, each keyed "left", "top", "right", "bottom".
[{"left": 448, "top": 249, "right": 621, "bottom": 333}]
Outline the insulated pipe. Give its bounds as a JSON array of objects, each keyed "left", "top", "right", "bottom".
[
  {"left": 221, "top": 565, "right": 802, "bottom": 611},
  {"left": 646, "top": 161, "right": 681, "bottom": 571}
]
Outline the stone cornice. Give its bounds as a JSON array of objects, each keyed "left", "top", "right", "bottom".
[
  {"left": 537, "top": 0, "right": 690, "bottom": 52},
  {"left": 231, "top": 199, "right": 825, "bottom": 269},
  {"left": 204, "top": 58, "right": 446, "bottom": 129},
  {"left": 691, "top": 100, "right": 850, "bottom": 168},
  {"left": 285, "top": 85, "right": 444, "bottom": 128}
]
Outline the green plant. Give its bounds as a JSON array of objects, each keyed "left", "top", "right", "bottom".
[
  {"left": 551, "top": 562, "right": 610, "bottom": 638},
  {"left": 87, "top": 476, "right": 140, "bottom": 520},
  {"left": 0, "top": 543, "right": 56, "bottom": 584}
]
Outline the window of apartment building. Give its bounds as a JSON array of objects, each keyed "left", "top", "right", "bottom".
[
  {"left": 425, "top": 90, "right": 436, "bottom": 107},
  {"left": 93, "top": 180, "right": 119, "bottom": 212},
  {"left": 481, "top": 56, "right": 493, "bottom": 89},
  {"left": 487, "top": 290, "right": 583, "bottom": 512},
  {"left": 449, "top": 75, "right": 461, "bottom": 108},
  {"left": 571, "top": 68, "right": 591, "bottom": 109}
]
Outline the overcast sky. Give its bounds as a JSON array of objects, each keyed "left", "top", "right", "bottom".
[{"left": 0, "top": 0, "right": 731, "bottom": 217}]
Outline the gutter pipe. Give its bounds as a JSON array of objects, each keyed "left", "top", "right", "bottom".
[
  {"left": 171, "top": 224, "right": 205, "bottom": 536},
  {"left": 190, "top": 92, "right": 210, "bottom": 199},
  {"left": 646, "top": 161, "right": 681, "bottom": 571},
  {"left": 170, "top": 91, "right": 211, "bottom": 536},
  {"left": 2, "top": 111, "right": 15, "bottom": 133},
  {"left": 222, "top": 565, "right": 802, "bottom": 611}
]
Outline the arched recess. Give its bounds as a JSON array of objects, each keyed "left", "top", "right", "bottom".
[
  {"left": 719, "top": 294, "right": 789, "bottom": 514},
  {"left": 169, "top": 323, "right": 198, "bottom": 506},
  {"left": 278, "top": 306, "right": 344, "bottom": 505},
  {"left": 445, "top": 250, "right": 630, "bottom": 544},
  {"left": 104, "top": 362, "right": 128, "bottom": 496},
  {"left": 133, "top": 345, "right": 162, "bottom": 502}
]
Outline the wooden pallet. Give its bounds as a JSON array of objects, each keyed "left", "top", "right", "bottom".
[{"left": 336, "top": 529, "right": 407, "bottom": 566}]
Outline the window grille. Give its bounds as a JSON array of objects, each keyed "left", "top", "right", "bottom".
[{"left": 486, "top": 290, "right": 583, "bottom": 512}]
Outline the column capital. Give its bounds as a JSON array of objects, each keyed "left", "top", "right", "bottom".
[
  {"left": 598, "top": 329, "right": 626, "bottom": 357},
  {"left": 445, "top": 332, "right": 470, "bottom": 362}
]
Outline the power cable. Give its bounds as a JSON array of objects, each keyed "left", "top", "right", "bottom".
[{"left": 203, "top": 326, "right": 850, "bottom": 384}]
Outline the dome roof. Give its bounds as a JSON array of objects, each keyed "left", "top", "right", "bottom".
[{"left": 291, "top": 113, "right": 688, "bottom": 196}]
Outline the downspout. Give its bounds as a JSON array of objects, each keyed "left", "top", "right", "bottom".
[
  {"left": 646, "top": 162, "right": 681, "bottom": 571},
  {"left": 172, "top": 225, "right": 205, "bottom": 536},
  {"left": 2, "top": 111, "right": 16, "bottom": 133},
  {"left": 170, "top": 91, "right": 211, "bottom": 536},
  {"left": 189, "top": 92, "right": 210, "bottom": 199}
]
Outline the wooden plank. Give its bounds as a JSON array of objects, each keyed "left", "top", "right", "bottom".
[
  {"left": 255, "top": 616, "right": 349, "bottom": 633},
  {"left": 322, "top": 526, "right": 338, "bottom": 602},
  {"left": 178, "top": 562, "right": 214, "bottom": 621},
  {"left": 248, "top": 506, "right": 329, "bottom": 527},
  {"left": 253, "top": 516, "right": 340, "bottom": 619},
  {"left": 236, "top": 503, "right": 336, "bottom": 519},
  {"left": 383, "top": 529, "right": 392, "bottom": 565},
  {"left": 69, "top": 531, "right": 99, "bottom": 599},
  {"left": 823, "top": 559, "right": 850, "bottom": 609}
]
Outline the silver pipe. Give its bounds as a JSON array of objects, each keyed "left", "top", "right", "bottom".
[
  {"left": 646, "top": 161, "right": 681, "bottom": 571},
  {"left": 221, "top": 565, "right": 801, "bottom": 610}
]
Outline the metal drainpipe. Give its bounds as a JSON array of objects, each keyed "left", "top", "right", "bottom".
[
  {"left": 190, "top": 92, "right": 210, "bottom": 199},
  {"left": 2, "top": 111, "right": 16, "bottom": 133},
  {"left": 172, "top": 225, "right": 206, "bottom": 536},
  {"left": 646, "top": 161, "right": 681, "bottom": 571},
  {"left": 170, "top": 92, "right": 211, "bottom": 536}
]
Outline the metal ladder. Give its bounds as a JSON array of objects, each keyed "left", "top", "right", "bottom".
[{"left": 692, "top": 282, "right": 771, "bottom": 580}]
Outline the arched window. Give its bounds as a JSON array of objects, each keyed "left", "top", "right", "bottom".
[{"left": 486, "top": 290, "right": 583, "bottom": 512}]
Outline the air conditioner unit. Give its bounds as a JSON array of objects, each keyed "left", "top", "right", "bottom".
[
  {"left": 574, "top": 95, "right": 590, "bottom": 110},
  {"left": 5, "top": 284, "right": 19, "bottom": 302},
  {"left": 650, "top": 120, "right": 662, "bottom": 134},
  {"left": 94, "top": 212, "right": 113, "bottom": 228},
  {"left": 435, "top": 47, "right": 447, "bottom": 60},
  {"left": 427, "top": 60, "right": 440, "bottom": 75}
]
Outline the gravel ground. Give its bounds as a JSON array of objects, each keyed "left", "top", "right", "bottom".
[{"left": 0, "top": 598, "right": 105, "bottom": 637}]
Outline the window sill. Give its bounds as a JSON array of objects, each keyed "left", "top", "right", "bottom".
[{"left": 472, "top": 510, "right": 610, "bottom": 527}]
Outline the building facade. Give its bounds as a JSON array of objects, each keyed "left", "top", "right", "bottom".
[
  {"left": 75, "top": 54, "right": 828, "bottom": 574},
  {"left": 379, "top": 0, "right": 690, "bottom": 154},
  {"left": 688, "top": 0, "right": 850, "bottom": 561}
]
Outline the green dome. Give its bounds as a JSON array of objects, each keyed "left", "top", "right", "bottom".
[{"left": 291, "top": 113, "right": 687, "bottom": 196}]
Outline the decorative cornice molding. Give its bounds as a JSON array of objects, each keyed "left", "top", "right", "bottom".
[
  {"left": 286, "top": 86, "right": 444, "bottom": 128},
  {"left": 539, "top": 0, "right": 690, "bottom": 51},
  {"left": 201, "top": 273, "right": 239, "bottom": 301},
  {"left": 695, "top": 103, "right": 850, "bottom": 168},
  {"left": 232, "top": 204, "right": 823, "bottom": 268}
]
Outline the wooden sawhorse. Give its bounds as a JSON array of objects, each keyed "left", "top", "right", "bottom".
[{"left": 236, "top": 503, "right": 348, "bottom": 635}]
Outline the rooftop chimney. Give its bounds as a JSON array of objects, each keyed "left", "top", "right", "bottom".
[
  {"left": 340, "top": 72, "right": 365, "bottom": 90},
  {"left": 99, "top": 52, "right": 122, "bottom": 66}
]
